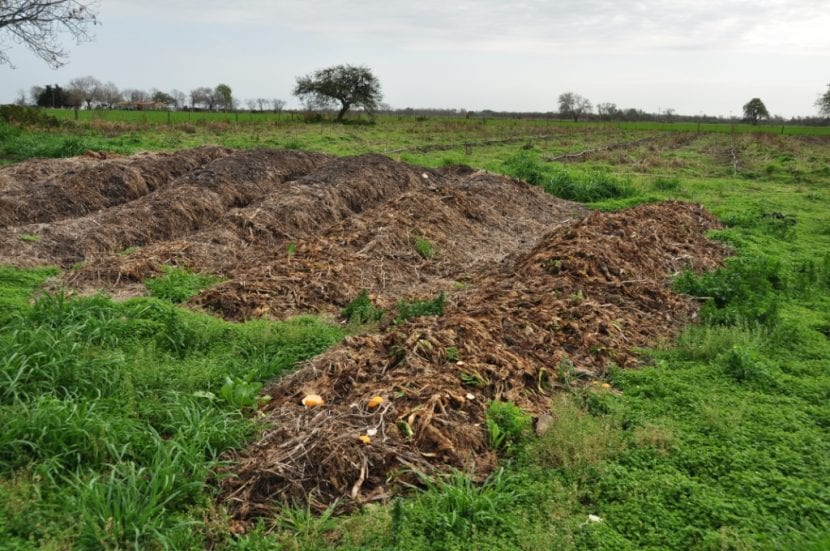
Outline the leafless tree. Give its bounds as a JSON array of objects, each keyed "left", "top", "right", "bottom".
[
  {"left": 67, "top": 75, "right": 101, "bottom": 109},
  {"left": 15, "top": 88, "right": 27, "bottom": 105},
  {"left": 256, "top": 98, "right": 268, "bottom": 112},
  {"left": 245, "top": 98, "right": 257, "bottom": 112},
  {"left": 596, "top": 102, "right": 618, "bottom": 120},
  {"left": 98, "top": 81, "right": 120, "bottom": 108},
  {"left": 558, "top": 92, "right": 592, "bottom": 122},
  {"left": 190, "top": 87, "right": 211, "bottom": 110},
  {"left": 0, "top": 1, "right": 98, "bottom": 68},
  {"left": 123, "top": 88, "right": 148, "bottom": 103},
  {"left": 170, "top": 89, "right": 186, "bottom": 109},
  {"left": 817, "top": 83, "right": 830, "bottom": 118},
  {"left": 271, "top": 98, "right": 285, "bottom": 113}
]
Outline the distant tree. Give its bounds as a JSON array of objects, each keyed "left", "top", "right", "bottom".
[
  {"left": 245, "top": 98, "right": 257, "bottom": 112},
  {"left": 170, "top": 89, "right": 186, "bottom": 109},
  {"left": 98, "top": 81, "right": 121, "bottom": 108},
  {"left": 29, "top": 84, "right": 43, "bottom": 104},
  {"left": 190, "top": 87, "right": 211, "bottom": 110},
  {"left": 35, "top": 84, "right": 71, "bottom": 107},
  {"left": 151, "top": 90, "right": 175, "bottom": 108},
  {"left": 596, "top": 102, "right": 618, "bottom": 120},
  {"left": 123, "top": 88, "right": 148, "bottom": 103},
  {"left": 817, "top": 83, "right": 830, "bottom": 118},
  {"left": 0, "top": 0, "right": 98, "bottom": 68},
  {"left": 558, "top": 92, "right": 592, "bottom": 122},
  {"left": 67, "top": 75, "right": 101, "bottom": 109},
  {"left": 215, "top": 83, "right": 232, "bottom": 111},
  {"left": 742, "top": 98, "right": 769, "bottom": 125},
  {"left": 293, "top": 64, "right": 382, "bottom": 122},
  {"left": 271, "top": 98, "right": 285, "bottom": 113},
  {"left": 256, "top": 98, "right": 268, "bottom": 112},
  {"left": 15, "top": 89, "right": 27, "bottom": 105}
]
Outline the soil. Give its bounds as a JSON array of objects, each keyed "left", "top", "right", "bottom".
[{"left": 0, "top": 147, "right": 729, "bottom": 525}]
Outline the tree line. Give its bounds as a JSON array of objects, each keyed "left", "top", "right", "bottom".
[{"left": 22, "top": 77, "right": 287, "bottom": 113}]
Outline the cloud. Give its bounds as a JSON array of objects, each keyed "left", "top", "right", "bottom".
[{"left": 106, "top": 0, "right": 830, "bottom": 53}]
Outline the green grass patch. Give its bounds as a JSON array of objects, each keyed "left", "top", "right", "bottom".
[
  {"left": 144, "top": 265, "right": 223, "bottom": 303},
  {"left": 0, "top": 266, "right": 344, "bottom": 549}
]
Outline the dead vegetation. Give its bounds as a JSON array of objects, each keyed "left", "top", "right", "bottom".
[
  {"left": 0, "top": 147, "right": 730, "bottom": 526},
  {"left": 220, "top": 202, "right": 728, "bottom": 522}
]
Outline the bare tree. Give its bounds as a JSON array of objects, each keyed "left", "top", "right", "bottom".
[
  {"left": 558, "top": 92, "right": 592, "bottom": 122},
  {"left": 271, "top": 98, "right": 285, "bottom": 113},
  {"left": 596, "top": 102, "right": 618, "bottom": 120},
  {"left": 256, "top": 98, "right": 268, "bottom": 112},
  {"left": 817, "top": 83, "right": 830, "bottom": 118},
  {"left": 67, "top": 75, "right": 101, "bottom": 109},
  {"left": 15, "top": 88, "right": 27, "bottom": 105},
  {"left": 123, "top": 88, "right": 148, "bottom": 103},
  {"left": 170, "top": 89, "right": 186, "bottom": 109},
  {"left": 190, "top": 87, "right": 211, "bottom": 110},
  {"left": 98, "top": 81, "right": 120, "bottom": 108},
  {"left": 245, "top": 98, "right": 257, "bottom": 112},
  {"left": 0, "top": 1, "right": 98, "bottom": 68}
]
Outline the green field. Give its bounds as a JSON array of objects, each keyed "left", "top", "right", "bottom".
[{"left": 0, "top": 113, "right": 829, "bottom": 549}]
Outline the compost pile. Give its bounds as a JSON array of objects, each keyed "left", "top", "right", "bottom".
[
  {"left": 0, "top": 149, "right": 587, "bottom": 313},
  {"left": 0, "top": 147, "right": 729, "bottom": 524},
  {"left": 220, "top": 201, "right": 728, "bottom": 521}
]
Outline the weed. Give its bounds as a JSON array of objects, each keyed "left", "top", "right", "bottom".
[
  {"left": 444, "top": 346, "right": 459, "bottom": 363},
  {"left": 18, "top": 233, "right": 40, "bottom": 242},
  {"left": 341, "top": 290, "right": 383, "bottom": 325},
  {"left": 144, "top": 265, "right": 222, "bottom": 303},
  {"left": 393, "top": 469, "right": 524, "bottom": 546},
  {"left": 394, "top": 292, "right": 446, "bottom": 323},
  {"left": 527, "top": 394, "right": 622, "bottom": 475},
  {"left": 486, "top": 401, "right": 532, "bottom": 453},
  {"left": 412, "top": 235, "right": 436, "bottom": 259},
  {"left": 652, "top": 175, "right": 682, "bottom": 191}
]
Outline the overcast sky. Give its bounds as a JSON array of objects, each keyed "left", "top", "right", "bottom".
[{"left": 2, "top": 0, "right": 829, "bottom": 117}]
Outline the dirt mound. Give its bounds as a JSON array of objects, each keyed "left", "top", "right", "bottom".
[
  {"left": 220, "top": 202, "right": 729, "bottom": 520},
  {"left": 0, "top": 149, "right": 332, "bottom": 266},
  {"left": 0, "top": 147, "right": 231, "bottom": 228},
  {"left": 194, "top": 170, "right": 586, "bottom": 320},
  {"left": 56, "top": 156, "right": 584, "bottom": 312}
]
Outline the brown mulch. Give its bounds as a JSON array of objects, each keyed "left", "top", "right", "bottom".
[
  {"left": 0, "top": 146, "right": 231, "bottom": 228},
  {"left": 0, "top": 149, "right": 332, "bottom": 266},
  {"left": 219, "top": 201, "right": 729, "bottom": 522}
]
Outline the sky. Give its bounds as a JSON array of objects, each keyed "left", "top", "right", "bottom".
[{"left": 1, "top": 0, "right": 829, "bottom": 117}]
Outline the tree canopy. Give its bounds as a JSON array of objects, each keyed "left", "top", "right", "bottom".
[
  {"left": 294, "top": 64, "right": 382, "bottom": 122},
  {"left": 0, "top": 1, "right": 97, "bottom": 68},
  {"left": 742, "top": 98, "right": 769, "bottom": 125},
  {"left": 558, "top": 92, "right": 592, "bottom": 122}
]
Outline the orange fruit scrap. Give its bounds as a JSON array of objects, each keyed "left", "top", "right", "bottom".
[
  {"left": 301, "top": 394, "right": 324, "bottom": 407},
  {"left": 367, "top": 395, "right": 385, "bottom": 409},
  {"left": 358, "top": 435, "right": 371, "bottom": 444}
]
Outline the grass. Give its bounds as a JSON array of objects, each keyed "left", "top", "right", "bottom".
[
  {"left": 1, "top": 117, "right": 830, "bottom": 549},
  {"left": 0, "top": 267, "right": 344, "bottom": 549}
]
